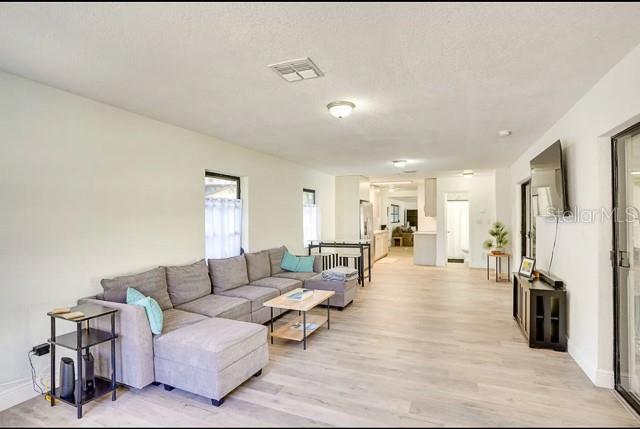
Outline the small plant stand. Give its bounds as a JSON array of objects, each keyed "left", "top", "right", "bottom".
[{"left": 487, "top": 252, "right": 511, "bottom": 282}]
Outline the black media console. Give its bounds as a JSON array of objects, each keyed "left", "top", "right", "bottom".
[{"left": 512, "top": 270, "right": 567, "bottom": 352}]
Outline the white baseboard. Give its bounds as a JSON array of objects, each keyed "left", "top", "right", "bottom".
[
  {"left": 568, "top": 339, "right": 614, "bottom": 388},
  {"left": 595, "top": 368, "right": 615, "bottom": 389},
  {"left": 0, "top": 378, "right": 39, "bottom": 412}
]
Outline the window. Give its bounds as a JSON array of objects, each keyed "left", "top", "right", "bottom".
[
  {"left": 204, "top": 172, "right": 242, "bottom": 259},
  {"left": 303, "top": 188, "right": 319, "bottom": 247},
  {"left": 390, "top": 204, "right": 400, "bottom": 223},
  {"left": 303, "top": 188, "right": 316, "bottom": 205}
]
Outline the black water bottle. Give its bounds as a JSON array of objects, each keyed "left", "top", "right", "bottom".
[
  {"left": 82, "top": 351, "right": 95, "bottom": 391},
  {"left": 59, "top": 357, "right": 75, "bottom": 400}
]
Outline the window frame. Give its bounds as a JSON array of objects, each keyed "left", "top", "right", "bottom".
[
  {"left": 205, "top": 171, "right": 241, "bottom": 199},
  {"left": 390, "top": 204, "right": 400, "bottom": 223},
  {"left": 303, "top": 188, "right": 316, "bottom": 205}
]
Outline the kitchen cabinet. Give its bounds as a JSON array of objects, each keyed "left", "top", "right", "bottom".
[{"left": 373, "top": 231, "right": 389, "bottom": 261}]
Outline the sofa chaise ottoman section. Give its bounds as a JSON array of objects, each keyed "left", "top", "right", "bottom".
[
  {"left": 175, "top": 294, "right": 251, "bottom": 322},
  {"left": 303, "top": 275, "right": 357, "bottom": 309},
  {"left": 216, "top": 285, "right": 279, "bottom": 324},
  {"left": 153, "top": 317, "right": 268, "bottom": 406}
]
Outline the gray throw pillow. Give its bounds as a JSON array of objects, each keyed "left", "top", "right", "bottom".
[
  {"left": 245, "top": 250, "right": 271, "bottom": 282},
  {"left": 313, "top": 254, "right": 323, "bottom": 273},
  {"left": 207, "top": 255, "right": 249, "bottom": 292},
  {"left": 268, "top": 246, "right": 287, "bottom": 275},
  {"left": 165, "top": 259, "right": 211, "bottom": 306},
  {"left": 101, "top": 266, "right": 173, "bottom": 310}
]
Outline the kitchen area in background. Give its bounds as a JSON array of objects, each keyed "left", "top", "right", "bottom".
[
  {"left": 334, "top": 170, "right": 511, "bottom": 269},
  {"left": 334, "top": 175, "right": 438, "bottom": 266}
]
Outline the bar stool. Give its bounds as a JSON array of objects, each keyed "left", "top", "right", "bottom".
[
  {"left": 316, "top": 251, "right": 338, "bottom": 270},
  {"left": 337, "top": 252, "right": 363, "bottom": 285}
]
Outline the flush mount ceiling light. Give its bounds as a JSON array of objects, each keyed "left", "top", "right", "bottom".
[
  {"left": 497, "top": 130, "right": 512, "bottom": 137},
  {"left": 392, "top": 160, "right": 407, "bottom": 168},
  {"left": 327, "top": 101, "right": 355, "bottom": 118},
  {"left": 462, "top": 169, "right": 475, "bottom": 178}
]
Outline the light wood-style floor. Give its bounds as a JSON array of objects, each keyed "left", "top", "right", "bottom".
[{"left": 2, "top": 247, "right": 639, "bottom": 427}]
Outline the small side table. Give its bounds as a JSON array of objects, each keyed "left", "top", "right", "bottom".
[
  {"left": 48, "top": 303, "right": 118, "bottom": 419},
  {"left": 392, "top": 236, "right": 403, "bottom": 247},
  {"left": 487, "top": 253, "right": 511, "bottom": 282}
]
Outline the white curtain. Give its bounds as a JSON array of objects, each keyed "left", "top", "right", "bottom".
[
  {"left": 205, "top": 198, "right": 242, "bottom": 259},
  {"left": 303, "top": 204, "right": 320, "bottom": 247}
]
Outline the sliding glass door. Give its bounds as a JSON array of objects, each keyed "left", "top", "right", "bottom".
[
  {"left": 521, "top": 180, "right": 535, "bottom": 258},
  {"left": 613, "top": 122, "right": 640, "bottom": 413}
]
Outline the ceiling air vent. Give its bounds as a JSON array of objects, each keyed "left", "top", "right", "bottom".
[
  {"left": 404, "top": 170, "right": 417, "bottom": 174},
  {"left": 268, "top": 57, "right": 324, "bottom": 82}
]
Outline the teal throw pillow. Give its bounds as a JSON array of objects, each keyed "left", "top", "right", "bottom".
[
  {"left": 281, "top": 251, "right": 315, "bottom": 273},
  {"left": 126, "top": 287, "right": 145, "bottom": 303},
  {"left": 296, "top": 255, "right": 315, "bottom": 272},
  {"left": 126, "top": 287, "right": 163, "bottom": 335}
]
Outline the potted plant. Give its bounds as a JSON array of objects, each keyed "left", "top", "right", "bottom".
[{"left": 483, "top": 221, "right": 509, "bottom": 255}]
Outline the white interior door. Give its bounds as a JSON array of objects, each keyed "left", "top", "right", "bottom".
[{"left": 447, "top": 200, "right": 469, "bottom": 260}]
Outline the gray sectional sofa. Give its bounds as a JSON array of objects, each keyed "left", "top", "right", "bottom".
[{"left": 79, "top": 245, "right": 355, "bottom": 406}]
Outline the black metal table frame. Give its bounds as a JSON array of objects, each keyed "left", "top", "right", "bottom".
[
  {"left": 307, "top": 241, "right": 372, "bottom": 285},
  {"left": 269, "top": 299, "right": 331, "bottom": 350},
  {"left": 49, "top": 310, "right": 118, "bottom": 419}
]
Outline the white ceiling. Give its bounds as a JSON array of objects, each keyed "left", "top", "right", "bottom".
[{"left": 2, "top": 3, "right": 640, "bottom": 177}]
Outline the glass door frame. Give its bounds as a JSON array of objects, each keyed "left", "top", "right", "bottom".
[
  {"left": 521, "top": 180, "right": 533, "bottom": 259},
  {"left": 612, "top": 121, "right": 640, "bottom": 415}
]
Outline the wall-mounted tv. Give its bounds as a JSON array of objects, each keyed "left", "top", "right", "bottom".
[{"left": 530, "top": 140, "right": 570, "bottom": 217}]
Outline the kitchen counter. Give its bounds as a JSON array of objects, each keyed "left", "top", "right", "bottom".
[
  {"left": 373, "top": 230, "right": 389, "bottom": 261},
  {"left": 414, "top": 231, "right": 437, "bottom": 265}
]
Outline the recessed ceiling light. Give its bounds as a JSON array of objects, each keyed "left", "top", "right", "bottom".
[
  {"left": 462, "top": 170, "right": 474, "bottom": 178},
  {"left": 497, "top": 130, "right": 512, "bottom": 137},
  {"left": 327, "top": 101, "right": 355, "bottom": 118},
  {"left": 389, "top": 187, "right": 395, "bottom": 192},
  {"left": 392, "top": 160, "right": 407, "bottom": 168}
]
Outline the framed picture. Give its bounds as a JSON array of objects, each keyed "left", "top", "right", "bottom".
[{"left": 519, "top": 256, "right": 536, "bottom": 278}]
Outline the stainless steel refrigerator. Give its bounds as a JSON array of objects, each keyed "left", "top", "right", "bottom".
[{"left": 360, "top": 201, "right": 374, "bottom": 241}]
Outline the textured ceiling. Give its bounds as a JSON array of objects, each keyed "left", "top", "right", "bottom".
[{"left": 1, "top": 2, "right": 640, "bottom": 177}]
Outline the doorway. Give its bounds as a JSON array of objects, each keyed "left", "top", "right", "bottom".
[
  {"left": 613, "top": 121, "right": 640, "bottom": 414},
  {"left": 446, "top": 197, "right": 470, "bottom": 263},
  {"left": 521, "top": 180, "right": 535, "bottom": 259}
]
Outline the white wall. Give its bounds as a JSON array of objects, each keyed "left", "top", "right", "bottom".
[
  {"left": 494, "top": 168, "right": 512, "bottom": 227},
  {"left": 0, "top": 71, "right": 335, "bottom": 410},
  {"left": 436, "top": 174, "right": 497, "bottom": 268},
  {"left": 509, "top": 42, "right": 640, "bottom": 387},
  {"left": 334, "top": 175, "right": 361, "bottom": 241}
]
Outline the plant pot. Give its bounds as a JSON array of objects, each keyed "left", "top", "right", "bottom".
[{"left": 491, "top": 249, "right": 504, "bottom": 255}]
